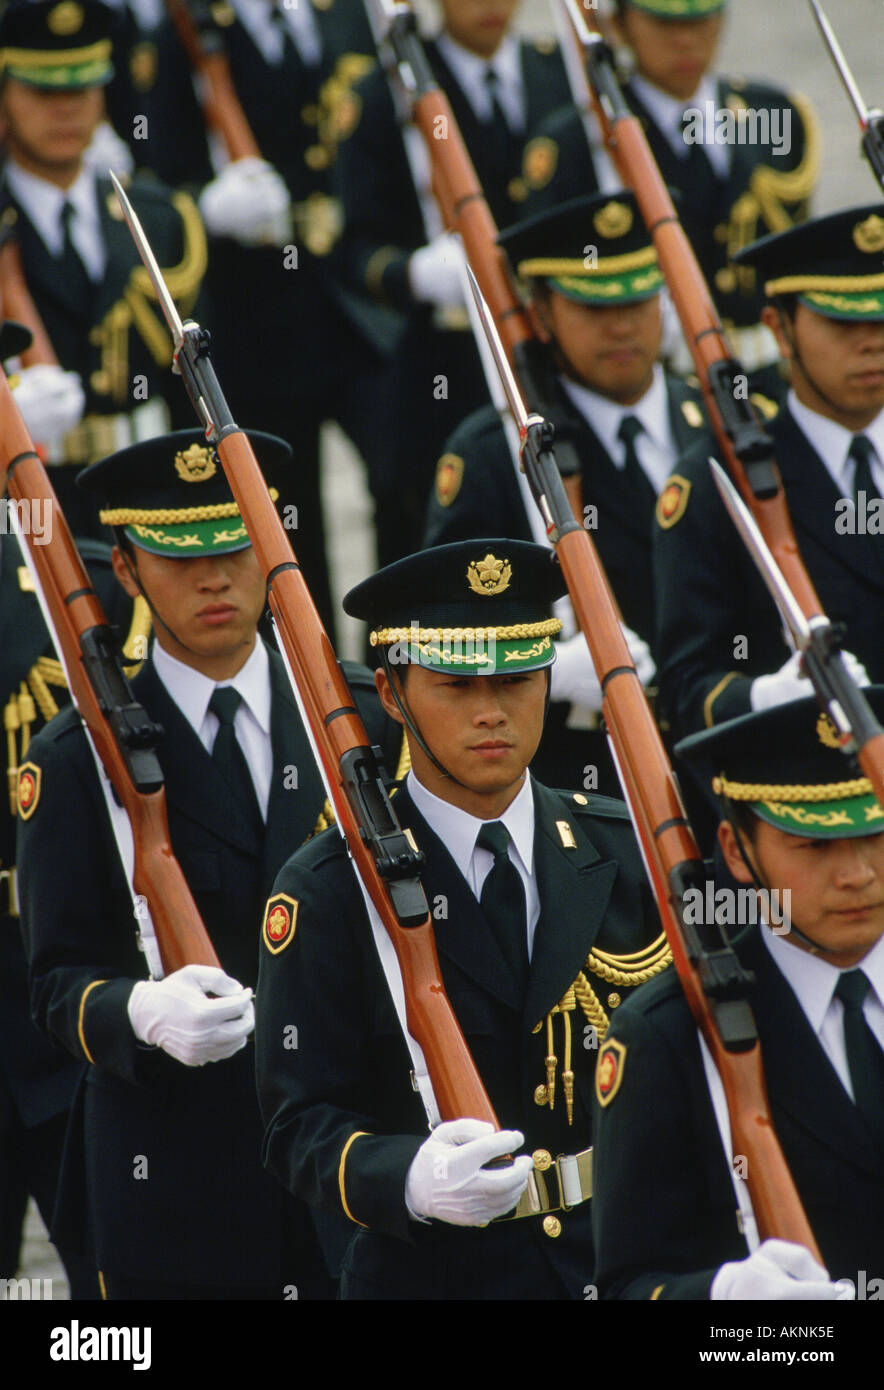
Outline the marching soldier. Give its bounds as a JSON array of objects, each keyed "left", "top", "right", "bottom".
[
  {"left": 256, "top": 538, "right": 670, "bottom": 1300},
  {"left": 424, "top": 192, "right": 712, "bottom": 789},
  {"left": 0, "top": 0, "right": 207, "bottom": 541},
  {"left": 520, "top": 0, "right": 819, "bottom": 380},
  {"left": 166, "top": 0, "right": 377, "bottom": 641},
  {"left": 0, "top": 325, "right": 137, "bottom": 1298},
  {"left": 331, "top": 0, "right": 572, "bottom": 566},
  {"left": 17, "top": 430, "right": 397, "bottom": 1299},
  {"left": 654, "top": 205, "right": 884, "bottom": 744},
  {"left": 592, "top": 693, "right": 884, "bottom": 1298}
]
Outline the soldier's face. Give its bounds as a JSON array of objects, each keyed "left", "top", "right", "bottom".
[
  {"left": 720, "top": 818, "right": 884, "bottom": 967},
  {"left": 763, "top": 304, "right": 884, "bottom": 430},
  {"left": 440, "top": 0, "right": 519, "bottom": 58},
  {"left": 537, "top": 289, "right": 662, "bottom": 406},
  {"left": 0, "top": 80, "right": 103, "bottom": 175},
  {"left": 111, "top": 544, "right": 266, "bottom": 680},
  {"left": 615, "top": 10, "right": 724, "bottom": 100},
  {"left": 376, "top": 665, "right": 546, "bottom": 817}
]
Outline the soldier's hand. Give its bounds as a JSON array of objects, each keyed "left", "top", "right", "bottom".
[
  {"left": 127, "top": 964, "right": 255, "bottom": 1067},
  {"left": 711, "top": 1239, "right": 856, "bottom": 1300},
  {"left": 199, "top": 157, "right": 293, "bottom": 248},
  {"left": 750, "top": 649, "right": 869, "bottom": 712},
  {"left": 408, "top": 233, "right": 466, "bottom": 309},
  {"left": 12, "top": 364, "right": 85, "bottom": 449},
  {"left": 404, "top": 1119, "right": 533, "bottom": 1227}
]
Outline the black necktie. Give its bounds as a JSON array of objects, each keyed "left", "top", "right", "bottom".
[
  {"left": 476, "top": 821, "right": 529, "bottom": 994},
  {"left": 483, "top": 68, "right": 512, "bottom": 176},
  {"left": 679, "top": 112, "right": 722, "bottom": 208},
  {"left": 834, "top": 969, "right": 884, "bottom": 1149},
  {"left": 850, "top": 434, "right": 880, "bottom": 507},
  {"left": 270, "top": 3, "right": 306, "bottom": 75},
  {"left": 617, "top": 414, "right": 657, "bottom": 518},
  {"left": 208, "top": 686, "right": 263, "bottom": 834},
  {"left": 59, "top": 200, "right": 94, "bottom": 317}
]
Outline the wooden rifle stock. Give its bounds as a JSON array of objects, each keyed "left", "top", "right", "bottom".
[
  {"left": 0, "top": 372, "right": 220, "bottom": 974},
  {"left": 565, "top": 1, "right": 884, "bottom": 808},
  {"left": 554, "top": 524, "right": 821, "bottom": 1251},
  {"left": 166, "top": 0, "right": 260, "bottom": 162},
  {"left": 374, "top": 2, "right": 585, "bottom": 521},
  {"left": 207, "top": 429, "right": 498, "bottom": 1123}
]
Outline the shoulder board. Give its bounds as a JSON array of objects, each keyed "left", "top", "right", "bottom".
[{"left": 557, "top": 791, "right": 631, "bottom": 820}]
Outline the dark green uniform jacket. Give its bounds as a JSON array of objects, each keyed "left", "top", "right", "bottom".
[
  {"left": 17, "top": 645, "right": 395, "bottom": 1288},
  {"left": 653, "top": 404, "right": 884, "bottom": 743},
  {"left": 256, "top": 779, "right": 666, "bottom": 1300},
  {"left": 424, "top": 372, "right": 710, "bottom": 648},
  {"left": 520, "top": 77, "right": 818, "bottom": 329},
  {"left": 592, "top": 929, "right": 884, "bottom": 1299}
]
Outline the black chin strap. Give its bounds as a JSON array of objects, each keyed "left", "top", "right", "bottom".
[
  {"left": 120, "top": 548, "right": 203, "bottom": 659},
  {"left": 381, "top": 654, "right": 553, "bottom": 790},
  {"left": 724, "top": 797, "right": 828, "bottom": 956},
  {"left": 776, "top": 301, "right": 850, "bottom": 423}
]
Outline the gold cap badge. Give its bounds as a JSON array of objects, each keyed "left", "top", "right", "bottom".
[
  {"left": 853, "top": 214, "right": 884, "bottom": 254},
  {"left": 594, "top": 201, "right": 633, "bottom": 240},
  {"left": 48, "top": 1, "right": 84, "bottom": 34},
  {"left": 174, "top": 443, "right": 217, "bottom": 483},
  {"left": 467, "top": 553, "right": 512, "bottom": 597},
  {"left": 816, "top": 712, "right": 842, "bottom": 750}
]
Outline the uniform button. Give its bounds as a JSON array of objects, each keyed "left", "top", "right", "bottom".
[
  {"left": 714, "top": 222, "right": 729, "bottom": 243},
  {"left": 533, "top": 1084, "right": 548, "bottom": 1106},
  {"left": 532, "top": 1148, "right": 552, "bottom": 1172},
  {"left": 607, "top": 992, "right": 621, "bottom": 1009},
  {"left": 573, "top": 793, "right": 588, "bottom": 805},
  {"left": 715, "top": 267, "right": 737, "bottom": 292},
  {"left": 543, "top": 1215, "right": 562, "bottom": 1238}
]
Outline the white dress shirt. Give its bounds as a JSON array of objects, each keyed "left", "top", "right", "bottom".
[
  {"left": 233, "top": 0, "right": 322, "bottom": 67},
  {"left": 406, "top": 769, "right": 540, "bottom": 958},
  {"left": 435, "top": 30, "right": 525, "bottom": 133},
  {"left": 763, "top": 928, "right": 884, "bottom": 1101},
  {"left": 787, "top": 391, "right": 884, "bottom": 499},
  {"left": 630, "top": 72, "right": 729, "bottom": 179},
  {"left": 152, "top": 638, "right": 273, "bottom": 818},
  {"left": 560, "top": 363, "right": 677, "bottom": 495},
  {"left": 5, "top": 162, "right": 106, "bottom": 281}
]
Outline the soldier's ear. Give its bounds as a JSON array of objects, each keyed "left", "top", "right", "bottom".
[
  {"left": 527, "top": 293, "right": 553, "bottom": 346},
  {"left": 718, "top": 820, "right": 755, "bottom": 885},
  {"left": 111, "top": 544, "right": 141, "bottom": 600},
  {"left": 761, "top": 304, "right": 793, "bottom": 364},
  {"left": 374, "top": 667, "right": 406, "bottom": 726}
]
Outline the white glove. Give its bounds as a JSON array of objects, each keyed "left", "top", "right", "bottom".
[
  {"left": 407, "top": 233, "right": 466, "bottom": 309},
  {"left": 711, "top": 1239, "right": 856, "bottom": 1301},
  {"left": 83, "top": 120, "right": 135, "bottom": 177},
  {"left": 12, "top": 364, "right": 85, "bottom": 450},
  {"left": 198, "top": 157, "right": 292, "bottom": 248},
  {"left": 127, "top": 964, "right": 254, "bottom": 1067},
  {"left": 551, "top": 626, "right": 654, "bottom": 711},
  {"left": 750, "top": 649, "right": 870, "bottom": 712},
  {"left": 404, "top": 1118, "right": 533, "bottom": 1226}
]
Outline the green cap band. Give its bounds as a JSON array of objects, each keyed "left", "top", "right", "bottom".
[
  {"left": 751, "top": 791, "right": 884, "bottom": 839},
  {"left": 124, "top": 517, "right": 252, "bottom": 557},
  {"left": 799, "top": 289, "right": 884, "bottom": 321},
  {"left": 550, "top": 263, "right": 664, "bottom": 304},
  {"left": 625, "top": 0, "right": 726, "bottom": 16}
]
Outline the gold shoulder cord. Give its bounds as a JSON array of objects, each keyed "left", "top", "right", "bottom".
[
  {"left": 726, "top": 90, "right": 821, "bottom": 294},
  {"left": 538, "top": 933, "right": 672, "bottom": 1125}
]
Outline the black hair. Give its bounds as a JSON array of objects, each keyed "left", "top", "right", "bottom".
[
  {"left": 769, "top": 292, "right": 799, "bottom": 323},
  {"left": 723, "top": 797, "right": 760, "bottom": 843},
  {"left": 112, "top": 525, "right": 137, "bottom": 562}
]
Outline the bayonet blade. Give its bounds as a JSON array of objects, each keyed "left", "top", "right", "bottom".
[
  {"left": 110, "top": 170, "right": 185, "bottom": 350},
  {"left": 709, "top": 458, "right": 811, "bottom": 650},
  {"left": 808, "top": 0, "right": 869, "bottom": 126},
  {"left": 463, "top": 262, "right": 531, "bottom": 442}
]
